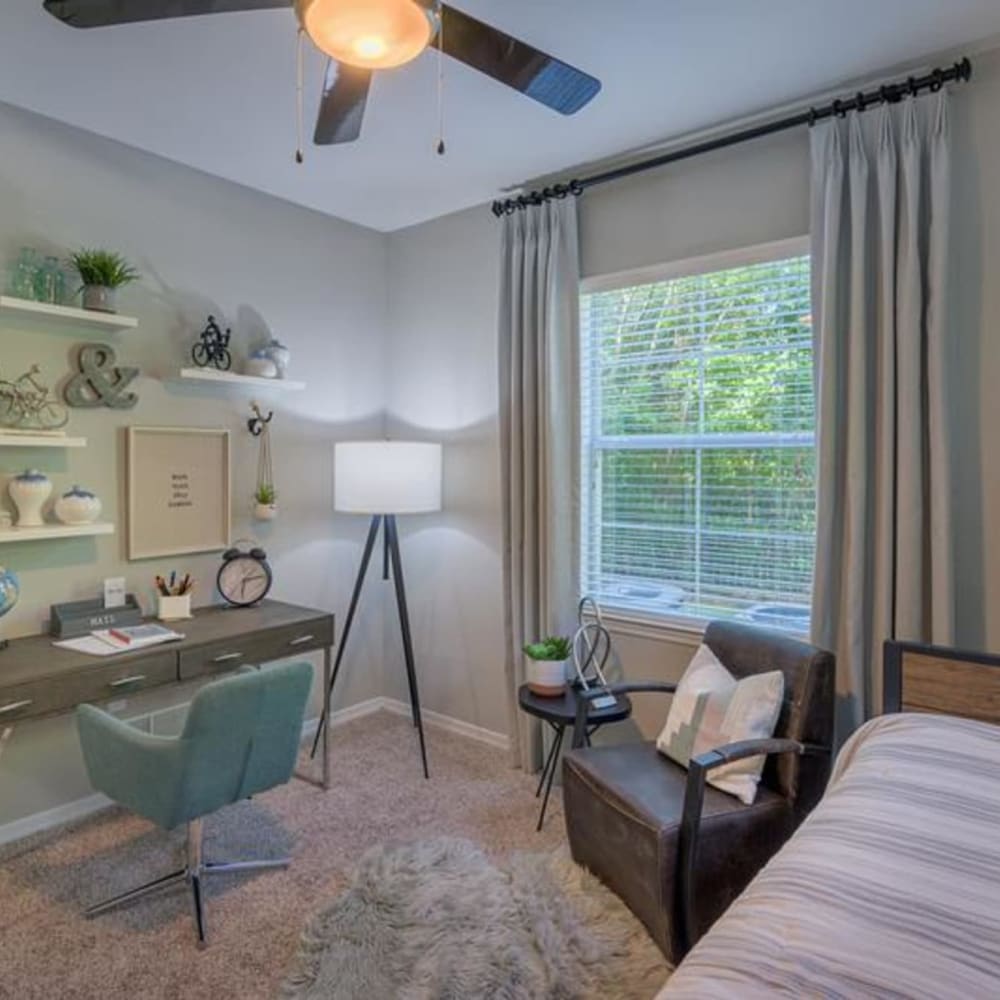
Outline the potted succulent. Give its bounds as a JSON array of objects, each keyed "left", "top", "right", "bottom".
[
  {"left": 523, "top": 635, "right": 572, "bottom": 697},
  {"left": 254, "top": 483, "right": 278, "bottom": 521},
  {"left": 69, "top": 248, "right": 140, "bottom": 313}
]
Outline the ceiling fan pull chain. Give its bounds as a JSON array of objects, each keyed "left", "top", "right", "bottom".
[
  {"left": 435, "top": 6, "right": 446, "bottom": 156},
  {"left": 295, "top": 27, "right": 305, "bottom": 164}
]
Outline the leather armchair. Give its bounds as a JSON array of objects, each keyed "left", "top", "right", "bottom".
[{"left": 562, "top": 621, "right": 834, "bottom": 964}]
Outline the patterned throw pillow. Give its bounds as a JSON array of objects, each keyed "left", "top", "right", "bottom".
[{"left": 655, "top": 644, "right": 784, "bottom": 805}]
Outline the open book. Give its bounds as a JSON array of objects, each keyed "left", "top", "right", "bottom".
[{"left": 54, "top": 624, "right": 184, "bottom": 657}]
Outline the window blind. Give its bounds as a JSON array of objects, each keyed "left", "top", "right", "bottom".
[{"left": 580, "top": 251, "right": 815, "bottom": 633}]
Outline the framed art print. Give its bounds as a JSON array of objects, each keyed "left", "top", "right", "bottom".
[{"left": 127, "top": 426, "right": 231, "bottom": 560}]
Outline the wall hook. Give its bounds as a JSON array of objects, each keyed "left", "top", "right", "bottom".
[{"left": 247, "top": 400, "right": 274, "bottom": 437}]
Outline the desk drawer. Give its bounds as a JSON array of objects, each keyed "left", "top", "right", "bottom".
[
  {"left": 0, "top": 652, "right": 177, "bottom": 723},
  {"left": 178, "top": 618, "right": 332, "bottom": 681}
]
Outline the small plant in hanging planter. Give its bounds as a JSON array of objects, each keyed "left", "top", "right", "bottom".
[
  {"left": 68, "top": 248, "right": 140, "bottom": 314},
  {"left": 523, "top": 636, "right": 573, "bottom": 697},
  {"left": 254, "top": 483, "right": 278, "bottom": 521}
]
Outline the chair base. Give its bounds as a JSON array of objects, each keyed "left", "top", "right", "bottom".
[{"left": 84, "top": 817, "right": 289, "bottom": 947}]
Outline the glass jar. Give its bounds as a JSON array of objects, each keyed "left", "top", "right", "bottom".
[
  {"left": 39, "top": 256, "right": 65, "bottom": 304},
  {"left": 5, "top": 247, "right": 41, "bottom": 300}
]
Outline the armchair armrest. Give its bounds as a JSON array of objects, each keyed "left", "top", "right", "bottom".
[
  {"left": 77, "top": 704, "right": 187, "bottom": 829},
  {"left": 572, "top": 680, "right": 678, "bottom": 748},
  {"left": 677, "top": 737, "right": 828, "bottom": 956}
]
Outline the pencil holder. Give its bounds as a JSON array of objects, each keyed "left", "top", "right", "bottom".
[{"left": 157, "top": 594, "right": 192, "bottom": 621}]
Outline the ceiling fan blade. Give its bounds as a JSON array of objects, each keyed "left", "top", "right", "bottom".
[
  {"left": 313, "top": 60, "right": 371, "bottom": 145},
  {"left": 439, "top": 4, "right": 600, "bottom": 115},
  {"left": 43, "top": 0, "right": 291, "bottom": 29}
]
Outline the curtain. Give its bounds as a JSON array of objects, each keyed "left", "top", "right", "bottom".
[
  {"left": 810, "top": 92, "right": 954, "bottom": 741},
  {"left": 498, "top": 198, "right": 581, "bottom": 770}
]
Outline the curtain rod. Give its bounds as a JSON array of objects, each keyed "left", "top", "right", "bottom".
[{"left": 491, "top": 56, "right": 972, "bottom": 218}]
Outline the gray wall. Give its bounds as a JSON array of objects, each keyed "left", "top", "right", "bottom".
[
  {"left": 379, "top": 44, "right": 1000, "bottom": 742},
  {"left": 0, "top": 101, "right": 389, "bottom": 830},
  {"left": 384, "top": 207, "right": 508, "bottom": 735}
]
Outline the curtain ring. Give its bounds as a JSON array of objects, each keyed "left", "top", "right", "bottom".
[
  {"left": 833, "top": 99, "right": 845, "bottom": 118},
  {"left": 807, "top": 106, "right": 817, "bottom": 127},
  {"left": 569, "top": 179, "right": 584, "bottom": 196},
  {"left": 907, "top": 75, "right": 917, "bottom": 97},
  {"left": 930, "top": 68, "right": 944, "bottom": 92},
  {"left": 855, "top": 91, "right": 866, "bottom": 112}
]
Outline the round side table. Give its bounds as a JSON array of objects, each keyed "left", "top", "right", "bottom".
[{"left": 517, "top": 683, "right": 632, "bottom": 831}]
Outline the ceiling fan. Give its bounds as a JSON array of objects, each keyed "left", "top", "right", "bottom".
[{"left": 42, "top": 1, "right": 602, "bottom": 150}]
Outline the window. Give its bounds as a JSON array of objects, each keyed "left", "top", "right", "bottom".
[{"left": 580, "top": 239, "right": 815, "bottom": 634}]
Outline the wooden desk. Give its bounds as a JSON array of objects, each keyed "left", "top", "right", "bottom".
[{"left": 0, "top": 599, "right": 334, "bottom": 790}]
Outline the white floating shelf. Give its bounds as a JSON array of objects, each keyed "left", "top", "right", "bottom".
[
  {"left": 0, "top": 433, "right": 87, "bottom": 448},
  {"left": 0, "top": 522, "right": 114, "bottom": 544},
  {"left": 0, "top": 295, "right": 138, "bottom": 333},
  {"left": 171, "top": 368, "right": 306, "bottom": 392}
]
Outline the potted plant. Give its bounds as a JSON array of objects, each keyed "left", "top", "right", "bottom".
[
  {"left": 254, "top": 483, "right": 278, "bottom": 521},
  {"left": 523, "top": 636, "right": 572, "bottom": 697},
  {"left": 69, "top": 248, "right": 140, "bottom": 313}
]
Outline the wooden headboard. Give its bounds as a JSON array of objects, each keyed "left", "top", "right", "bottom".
[{"left": 884, "top": 640, "right": 1000, "bottom": 724}]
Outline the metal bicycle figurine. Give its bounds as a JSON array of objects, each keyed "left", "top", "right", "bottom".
[
  {"left": 0, "top": 365, "right": 69, "bottom": 430},
  {"left": 191, "top": 315, "right": 232, "bottom": 371}
]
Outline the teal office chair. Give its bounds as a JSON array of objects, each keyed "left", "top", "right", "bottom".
[{"left": 76, "top": 660, "right": 313, "bottom": 946}]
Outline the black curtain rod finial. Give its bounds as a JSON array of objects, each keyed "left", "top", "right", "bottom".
[{"left": 490, "top": 55, "right": 973, "bottom": 218}]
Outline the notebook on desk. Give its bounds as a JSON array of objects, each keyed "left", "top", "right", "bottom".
[{"left": 53, "top": 624, "right": 184, "bottom": 657}]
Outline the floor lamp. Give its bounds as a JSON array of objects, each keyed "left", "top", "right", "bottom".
[{"left": 310, "top": 440, "right": 442, "bottom": 779}]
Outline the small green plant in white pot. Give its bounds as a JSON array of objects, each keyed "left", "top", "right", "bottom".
[
  {"left": 523, "top": 636, "right": 572, "bottom": 697},
  {"left": 69, "top": 248, "right": 140, "bottom": 313},
  {"left": 254, "top": 483, "right": 278, "bottom": 521}
]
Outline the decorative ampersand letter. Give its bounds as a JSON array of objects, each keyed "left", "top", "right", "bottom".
[{"left": 64, "top": 344, "right": 139, "bottom": 410}]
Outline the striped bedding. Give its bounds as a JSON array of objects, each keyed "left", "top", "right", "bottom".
[{"left": 658, "top": 713, "right": 1000, "bottom": 999}]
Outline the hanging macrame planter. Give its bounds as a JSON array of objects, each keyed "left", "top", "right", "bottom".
[{"left": 249, "top": 402, "right": 278, "bottom": 521}]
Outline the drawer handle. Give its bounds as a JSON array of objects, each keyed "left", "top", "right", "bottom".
[
  {"left": 0, "top": 699, "right": 33, "bottom": 716},
  {"left": 212, "top": 652, "right": 243, "bottom": 663},
  {"left": 109, "top": 675, "right": 147, "bottom": 688},
  {"left": 288, "top": 634, "right": 316, "bottom": 646}
]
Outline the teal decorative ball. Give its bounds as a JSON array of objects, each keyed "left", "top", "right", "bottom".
[{"left": 0, "top": 566, "right": 20, "bottom": 620}]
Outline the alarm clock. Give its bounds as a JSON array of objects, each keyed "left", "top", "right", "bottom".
[{"left": 217, "top": 541, "right": 273, "bottom": 608}]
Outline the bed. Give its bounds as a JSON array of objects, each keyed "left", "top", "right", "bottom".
[{"left": 658, "top": 641, "right": 1000, "bottom": 998}]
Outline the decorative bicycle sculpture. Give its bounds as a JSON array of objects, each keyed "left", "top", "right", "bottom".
[
  {"left": 191, "top": 315, "right": 232, "bottom": 371},
  {"left": 0, "top": 365, "right": 69, "bottom": 431}
]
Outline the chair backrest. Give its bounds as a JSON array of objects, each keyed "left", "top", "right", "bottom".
[
  {"left": 177, "top": 661, "right": 312, "bottom": 824},
  {"left": 704, "top": 621, "right": 834, "bottom": 815}
]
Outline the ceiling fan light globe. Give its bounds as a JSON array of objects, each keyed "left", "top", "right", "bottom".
[{"left": 296, "top": 0, "right": 437, "bottom": 70}]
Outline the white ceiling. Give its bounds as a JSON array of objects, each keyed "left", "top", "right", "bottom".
[{"left": 2, "top": 1, "right": 1000, "bottom": 232}]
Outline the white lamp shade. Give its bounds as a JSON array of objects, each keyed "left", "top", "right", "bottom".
[{"left": 335, "top": 441, "right": 442, "bottom": 514}]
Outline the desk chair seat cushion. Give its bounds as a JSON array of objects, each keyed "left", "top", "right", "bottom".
[
  {"left": 563, "top": 740, "right": 795, "bottom": 960},
  {"left": 77, "top": 660, "right": 312, "bottom": 831}
]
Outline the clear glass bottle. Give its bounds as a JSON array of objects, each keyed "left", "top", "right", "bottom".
[
  {"left": 39, "top": 256, "right": 65, "bottom": 304},
  {"left": 5, "top": 247, "right": 41, "bottom": 300}
]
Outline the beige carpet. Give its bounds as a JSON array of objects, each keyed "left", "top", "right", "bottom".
[{"left": 0, "top": 711, "right": 572, "bottom": 1000}]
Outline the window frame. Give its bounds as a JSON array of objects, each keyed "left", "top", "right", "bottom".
[{"left": 579, "top": 235, "right": 813, "bottom": 638}]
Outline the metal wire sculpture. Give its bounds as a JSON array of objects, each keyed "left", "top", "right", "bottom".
[
  {"left": 0, "top": 365, "right": 69, "bottom": 430},
  {"left": 571, "top": 596, "right": 618, "bottom": 709}
]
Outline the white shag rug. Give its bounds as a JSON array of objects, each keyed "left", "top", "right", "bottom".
[{"left": 281, "top": 838, "right": 671, "bottom": 999}]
